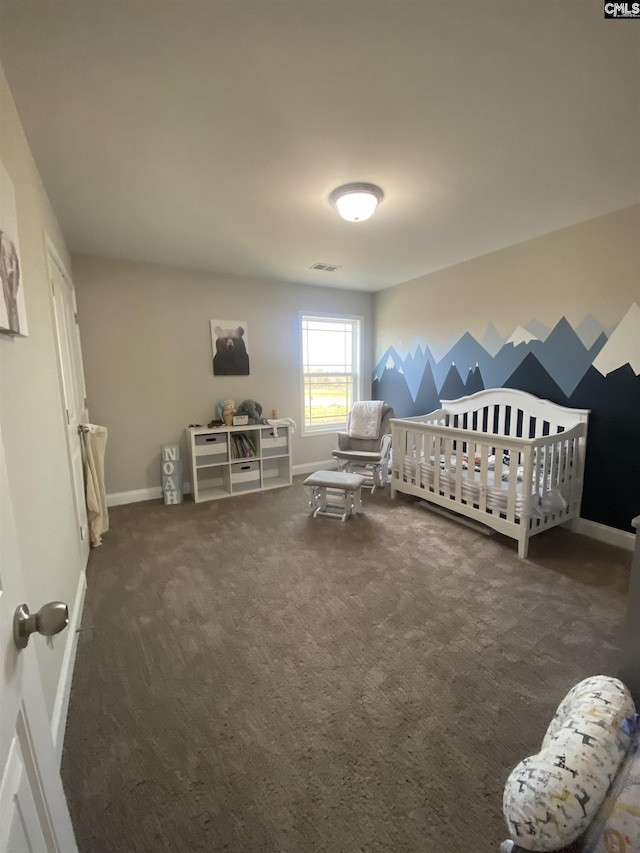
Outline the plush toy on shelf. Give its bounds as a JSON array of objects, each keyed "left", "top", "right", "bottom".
[{"left": 221, "top": 399, "right": 236, "bottom": 426}]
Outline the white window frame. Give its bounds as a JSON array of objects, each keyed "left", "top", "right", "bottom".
[{"left": 300, "top": 312, "right": 363, "bottom": 437}]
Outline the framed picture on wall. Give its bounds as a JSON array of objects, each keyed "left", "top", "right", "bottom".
[
  {"left": 210, "top": 320, "right": 250, "bottom": 376},
  {"left": 0, "top": 159, "right": 28, "bottom": 336}
]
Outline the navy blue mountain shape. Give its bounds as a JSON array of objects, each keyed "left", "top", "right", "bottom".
[
  {"left": 491, "top": 341, "right": 532, "bottom": 389},
  {"left": 465, "top": 365, "right": 485, "bottom": 396},
  {"left": 413, "top": 360, "right": 440, "bottom": 416},
  {"left": 528, "top": 316, "right": 601, "bottom": 398},
  {"left": 432, "top": 333, "right": 491, "bottom": 391},
  {"left": 569, "top": 364, "right": 640, "bottom": 532},
  {"left": 439, "top": 363, "right": 466, "bottom": 402},
  {"left": 503, "top": 352, "right": 569, "bottom": 407},
  {"left": 373, "top": 368, "right": 414, "bottom": 418}
]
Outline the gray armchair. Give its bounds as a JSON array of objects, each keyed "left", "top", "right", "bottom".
[{"left": 331, "top": 402, "right": 394, "bottom": 493}]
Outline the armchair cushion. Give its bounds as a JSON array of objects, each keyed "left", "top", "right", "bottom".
[{"left": 336, "top": 432, "right": 383, "bottom": 454}]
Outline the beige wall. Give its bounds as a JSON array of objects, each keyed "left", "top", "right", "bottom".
[
  {"left": 0, "top": 66, "right": 85, "bottom": 718},
  {"left": 72, "top": 254, "right": 374, "bottom": 496},
  {"left": 375, "top": 206, "right": 640, "bottom": 361}
]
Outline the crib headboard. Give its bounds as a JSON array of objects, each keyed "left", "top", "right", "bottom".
[{"left": 439, "top": 388, "right": 589, "bottom": 439}]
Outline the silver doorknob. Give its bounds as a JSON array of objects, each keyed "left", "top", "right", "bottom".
[{"left": 13, "top": 601, "right": 69, "bottom": 650}]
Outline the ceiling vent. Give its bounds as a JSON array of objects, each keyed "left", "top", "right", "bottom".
[{"left": 310, "top": 263, "right": 341, "bottom": 272}]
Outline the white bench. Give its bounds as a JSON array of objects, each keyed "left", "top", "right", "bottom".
[{"left": 303, "top": 470, "right": 367, "bottom": 521}]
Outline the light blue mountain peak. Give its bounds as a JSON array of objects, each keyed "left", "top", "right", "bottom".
[
  {"left": 575, "top": 314, "right": 606, "bottom": 349},
  {"left": 481, "top": 322, "right": 505, "bottom": 357},
  {"left": 524, "top": 319, "right": 552, "bottom": 341}
]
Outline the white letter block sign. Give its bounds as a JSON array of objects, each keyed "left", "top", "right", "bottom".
[{"left": 161, "top": 445, "right": 183, "bottom": 504}]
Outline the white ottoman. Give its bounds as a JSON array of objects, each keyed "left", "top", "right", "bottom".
[{"left": 303, "top": 470, "right": 367, "bottom": 521}]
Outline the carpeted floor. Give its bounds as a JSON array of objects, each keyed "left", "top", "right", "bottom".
[{"left": 61, "top": 477, "right": 631, "bottom": 852}]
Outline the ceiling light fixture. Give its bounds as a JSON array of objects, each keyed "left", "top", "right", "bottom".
[{"left": 329, "top": 182, "right": 384, "bottom": 222}]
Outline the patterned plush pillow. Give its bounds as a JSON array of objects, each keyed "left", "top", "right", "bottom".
[
  {"left": 581, "top": 715, "right": 640, "bottom": 853},
  {"left": 503, "top": 676, "right": 635, "bottom": 852}
]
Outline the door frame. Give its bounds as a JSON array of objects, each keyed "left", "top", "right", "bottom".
[
  {"left": 45, "top": 237, "right": 90, "bottom": 763},
  {"left": 45, "top": 236, "right": 90, "bottom": 558}
]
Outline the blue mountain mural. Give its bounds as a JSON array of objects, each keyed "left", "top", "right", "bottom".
[
  {"left": 575, "top": 314, "right": 606, "bottom": 349},
  {"left": 528, "top": 316, "right": 607, "bottom": 397},
  {"left": 413, "top": 360, "right": 440, "bottom": 417},
  {"left": 481, "top": 322, "right": 504, "bottom": 357},
  {"left": 503, "top": 352, "right": 568, "bottom": 405},
  {"left": 401, "top": 345, "right": 433, "bottom": 400},
  {"left": 524, "top": 319, "right": 551, "bottom": 340},
  {"left": 439, "top": 363, "right": 466, "bottom": 402},
  {"left": 464, "top": 365, "right": 485, "bottom": 396},
  {"left": 373, "top": 306, "right": 640, "bottom": 532}
]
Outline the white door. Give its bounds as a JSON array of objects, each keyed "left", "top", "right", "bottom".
[
  {"left": 0, "top": 428, "right": 78, "bottom": 853},
  {"left": 48, "top": 244, "right": 90, "bottom": 556}
]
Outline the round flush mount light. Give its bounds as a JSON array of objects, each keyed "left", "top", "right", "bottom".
[{"left": 329, "top": 182, "right": 384, "bottom": 222}]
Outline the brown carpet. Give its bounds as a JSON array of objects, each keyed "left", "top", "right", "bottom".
[{"left": 61, "top": 477, "right": 631, "bottom": 852}]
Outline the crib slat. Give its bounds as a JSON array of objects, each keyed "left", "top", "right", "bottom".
[
  {"left": 444, "top": 435, "right": 453, "bottom": 498},
  {"left": 541, "top": 436, "right": 552, "bottom": 518},
  {"left": 411, "top": 429, "right": 419, "bottom": 486},
  {"left": 506, "top": 453, "right": 517, "bottom": 523},
  {"left": 569, "top": 434, "right": 581, "bottom": 512},
  {"left": 454, "top": 434, "right": 463, "bottom": 502},
  {"left": 495, "top": 441, "right": 504, "bottom": 495},
  {"left": 433, "top": 434, "right": 441, "bottom": 494},
  {"left": 478, "top": 442, "right": 489, "bottom": 513},
  {"left": 552, "top": 439, "right": 561, "bottom": 491}
]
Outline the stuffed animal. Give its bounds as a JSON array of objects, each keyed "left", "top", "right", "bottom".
[
  {"left": 222, "top": 399, "right": 236, "bottom": 426},
  {"left": 236, "top": 399, "right": 266, "bottom": 424}
]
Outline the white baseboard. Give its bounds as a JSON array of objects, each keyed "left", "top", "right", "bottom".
[
  {"left": 107, "top": 487, "right": 162, "bottom": 506},
  {"left": 107, "top": 466, "right": 339, "bottom": 506},
  {"left": 292, "top": 460, "right": 338, "bottom": 476},
  {"left": 572, "top": 517, "right": 635, "bottom": 552},
  {"left": 51, "top": 570, "right": 87, "bottom": 766},
  {"left": 107, "top": 482, "right": 194, "bottom": 507}
]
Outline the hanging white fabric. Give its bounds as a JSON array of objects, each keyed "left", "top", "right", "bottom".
[{"left": 80, "top": 424, "right": 109, "bottom": 547}]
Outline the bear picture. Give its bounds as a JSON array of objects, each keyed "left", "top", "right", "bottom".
[
  {"left": 211, "top": 320, "right": 250, "bottom": 376},
  {"left": 0, "top": 159, "right": 28, "bottom": 336}
]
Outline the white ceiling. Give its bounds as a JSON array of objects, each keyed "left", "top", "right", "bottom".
[{"left": 0, "top": 1, "right": 638, "bottom": 292}]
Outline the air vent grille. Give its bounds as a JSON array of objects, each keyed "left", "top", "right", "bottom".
[{"left": 310, "top": 263, "right": 341, "bottom": 272}]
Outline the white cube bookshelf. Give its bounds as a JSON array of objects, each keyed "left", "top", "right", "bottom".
[{"left": 186, "top": 424, "right": 292, "bottom": 503}]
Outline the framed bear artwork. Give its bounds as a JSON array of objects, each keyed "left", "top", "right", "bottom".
[
  {"left": 210, "top": 320, "right": 250, "bottom": 376},
  {"left": 0, "top": 159, "right": 28, "bottom": 336}
]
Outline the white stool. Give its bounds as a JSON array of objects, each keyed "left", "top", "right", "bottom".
[{"left": 303, "top": 470, "right": 366, "bottom": 521}]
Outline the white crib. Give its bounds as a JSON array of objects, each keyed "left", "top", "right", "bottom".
[{"left": 390, "top": 388, "right": 590, "bottom": 558}]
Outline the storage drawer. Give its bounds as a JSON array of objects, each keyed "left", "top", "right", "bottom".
[
  {"left": 230, "top": 459, "right": 260, "bottom": 485},
  {"left": 194, "top": 433, "right": 227, "bottom": 457},
  {"left": 261, "top": 428, "right": 288, "bottom": 454}
]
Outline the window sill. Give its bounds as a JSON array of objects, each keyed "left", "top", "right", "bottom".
[{"left": 301, "top": 425, "right": 347, "bottom": 438}]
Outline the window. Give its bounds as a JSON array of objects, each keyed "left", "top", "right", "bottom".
[{"left": 300, "top": 314, "right": 362, "bottom": 435}]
